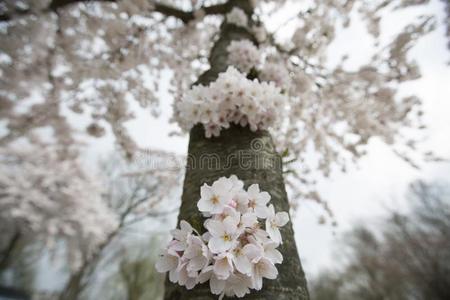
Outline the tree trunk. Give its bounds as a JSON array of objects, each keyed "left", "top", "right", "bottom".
[{"left": 164, "top": 2, "right": 309, "bottom": 298}]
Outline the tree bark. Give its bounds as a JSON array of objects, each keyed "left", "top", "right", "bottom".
[{"left": 164, "top": 2, "right": 310, "bottom": 298}]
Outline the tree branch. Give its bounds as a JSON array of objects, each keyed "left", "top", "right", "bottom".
[
  {"left": 1, "top": 0, "right": 234, "bottom": 23},
  {"left": 50, "top": 0, "right": 233, "bottom": 23}
]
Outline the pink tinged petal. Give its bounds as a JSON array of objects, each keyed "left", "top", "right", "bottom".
[
  {"left": 155, "top": 252, "right": 178, "bottom": 273},
  {"left": 247, "top": 184, "right": 260, "bottom": 195},
  {"left": 198, "top": 197, "right": 213, "bottom": 212},
  {"left": 243, "top": 243, "right": 262, "bottom": 263},
  {"left": 214, "top": 257, "right": 233, "bottom": 280},
  {"left": 206, "top": 220, "right": 225, "bottom": 237},
  {"left": 210, "top": 275, "right": 226, "bottom": 295},
  {"left": 188, "top": 256, "right": 208, "bottom": 272},
  {"left": 275, "top": 211, "right": 289, "bottom": 227},
  {"left": 260, "top": 258, "right": 278, "bottom": 279},
  {"left": 209, "top": 237, "right": 228, "bottom": 254},
  {"left": 266, "top": 221, "right": 282, "bottom": 244},
  {"left": 267, "top": 250, "right": 283, "bottom": 265},
  {"left": 200, "top": 184, "right": 213, "bottom": 199},
  {"left": 185, "top": 277, "right": 197, "bottom": 290},
  {"left": 170, "top": 240, "right": 185, "bottom": 252},
  {"left": 267, "top": 204, "right": 275, "bottom": 217},
  {"left": 183, "top": 246, "right": 197, "bottom": 260},
  {"left": 253, "top": 229, "right": 270, "bottom": 242},
  {"left": 229, "top": 175, "right": 244, "bottom": 191},
  {"left": 254, "top": 205, "right": 269, "bottom": 219},
  {"left": 234, "top": 254, "right": 252, "bottom": 275},
  {"left": 198, "top": 266, "right": 213, "bottom": 283},
  {"left": 169, "top": 269, "right": 178, "bottom": 283},
  {"left": 230, "top": 274, "right": 252, "bottom": 297},
  {"left": 180, "top": 220, "right": 193, "bottom": 233},
  {"left": 202, "top": 232, "right": 211, "bottom": 242},
  {"left": 241, "top": 212, "right": 257, "bottom": 227},
  {"left": 213, "top": 177, "right": 233, "bottom": 192},
  {"left": 252, "top": 271, "right": 263, "bottom": 290},
  {"left": 265, "top": 248, "right": 283, "bottom": 264},
  {"left": 211, "top": 203, "right": 225, "bottom": 215},
  {"left": 170, "top": 229, "right": 180, "bottom": 239},
  {"left": 229, "top": 200, "right": 237, "bottom": 208},
  {"left": 258, "top": 191, "right": 271, "bottom": 205},
  {"left": 223, "top": 216, "right": 238, "bottom": 233},
  {"left": 177, "top": 264, "right": 188, "bottom": 285}
]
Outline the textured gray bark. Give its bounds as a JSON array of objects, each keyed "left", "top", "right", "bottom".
[
  {"left": 164, "top": 1, "right": 309, "bottom": 298},
  {"left": 164, "top": 125, "right": 309, "bottom": 300}
]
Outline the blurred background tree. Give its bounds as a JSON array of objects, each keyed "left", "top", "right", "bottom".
[{"left": 309, "top": 180, "right": 450, "bottom": 300}]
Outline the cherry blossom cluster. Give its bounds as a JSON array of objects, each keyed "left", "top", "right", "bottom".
[
  {"left": 173, "top": 66, "right": 288, "bottom": 138},
  {"left": 156, "top": 175, "right": 289, "bottom": 298},
  {"left": 226, "top": 40, "right": 260, "bottom": 73}
]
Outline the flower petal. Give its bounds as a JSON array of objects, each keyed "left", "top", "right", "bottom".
[
  {"left": 206, "top": 220, "right": 225, "bottom": 237},
  {"left": 266, "top": 220, "right": 282, "bottom": 244},
  {"left": 210, "top": 275, "right": 226, "bottom": 295},
  {"left": 234, "top": 254, "right": 252, "bottom": 275},
  {"left": 209, "top": 237, "right": 227, "bottom": 253},
  {"left": 275, "top": 212, "right": 289, "bottom": 227}
]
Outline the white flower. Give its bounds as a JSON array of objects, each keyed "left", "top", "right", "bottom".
[
  {"left": 183, "top": 235, "right": 211, "bottom": 276},
  {"left": 247, "top": 184, "right": 271, "bottom": 218},
  {"left": 213, "top": 252, "right": 234, "bottom": 280},
  {"left": 222, "top": 273, "right": 253, "bottom": 298},
  {"left": 226, "top": 7, "right": 248, "bottom": 27},
  {"left": 213, "top": 206, "right": 240, "bottom": 224},
  {"left": 231, "top": 245, "right": 252, "bottom": 275},
  {"left": 198, "top": 177, "right": 233, "bottom": 214},
  {"left": 251, "top": 257, "right": 278, "bottom": 290},
  {"left": 206, "top": 216, "right": 239, "bottom": 253},
  {"left": 227, "top": 40, "right": 260, "bottom": 73},
  {"left": 243, "top": 236, "right": 283, "bottom": 265},
  {"left": 237, "top": 212, "right": 257, "bottom": 233},
  {"left": 265, "top": 204, "right": 289, "bottom": 244},
  {"left": 169, "top": 220, "right": 193, "bottom": 251},
  {"left": 229, "top": 175, "right": 244, "bottom": 194},
  {"left": 177, "top": 262, "right": 198, "bottom": 289},
  {"left": 199, "top": 266, "right": 226, "bottom": 295},
  {"left": 234, "top": 191, "right": 250, "bottom": 214},
  {"left": 262, "top": 241, "right": 283, "bottom": 264},
  {"left": 155, "top": 247, "right": 181, "bottom": 283}
]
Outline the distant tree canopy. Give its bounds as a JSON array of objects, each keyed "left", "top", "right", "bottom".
[{"left": 309, "top": 180, "right": 450, "bottom": 300}]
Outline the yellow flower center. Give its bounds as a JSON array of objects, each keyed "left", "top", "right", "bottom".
[
  {"left": 271, "top": 220, "right": 278, "bottom": 228},
  {"left": 249, "top": 199, "right": 256, "bottom": 208},
  {"left": 222, "top": 234, "right": 232, "bottom": 242},
  {"left": 211, "top": 195, "right": 219, "bottom": 204}
]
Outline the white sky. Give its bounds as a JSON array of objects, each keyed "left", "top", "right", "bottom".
[{"left": 33, "top": 0, "right": 450, "bottom": 290}]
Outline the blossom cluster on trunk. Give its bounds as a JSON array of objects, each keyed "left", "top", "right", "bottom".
[
  {"left": 173, "top": 66, "right": 288, "bottom": 138},
  {"left": 156, "top": 175, "right": 289, "bottom": 299}
]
